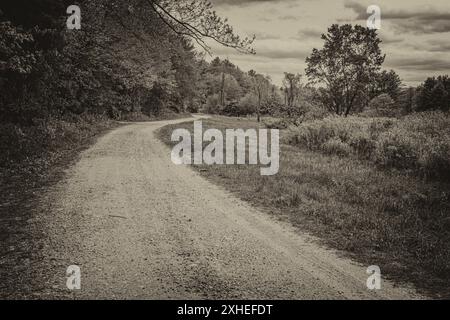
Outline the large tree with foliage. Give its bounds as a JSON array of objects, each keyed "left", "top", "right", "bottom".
[
  {"left": 373, "top": 69, "right": 402, "bottom": 101},
  {"left": 366, "top": 69, "right": 402, "bottom": 105},
  {"left": 305, "top": 24, "right": 385, "bottom": 116}
]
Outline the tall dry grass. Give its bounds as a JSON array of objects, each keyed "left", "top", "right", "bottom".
[{"left": 285, "top": 112, "right": 450, "bottom": 181}]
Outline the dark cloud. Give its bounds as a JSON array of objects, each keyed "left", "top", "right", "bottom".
[
  {"left": 211, "top": 0, "right": 293, "bottom": 6},
  {"left": 212, "top": 45, "right": 310, "bottom": 60},
  {"left": 385, "top": 12, "right": 450, "bottom": 21},
  {"left": 427, "top": 41, "right": 450, "bottom": 52},
  {"left": 295, "top": 28, "right": 323, "bottom": 40},
  {"left": 343, "top": 1, "right": 366, "bottom": 17},
  {"left": 344, "top": 1, "right": 450, "bottom": 34},
  {"left": 256, "top": 48, "right": 310, "bottom": 59},
  {"left": 345, "top": 1, "right": 450, "bottom": 20},
  {"left": 253, "top": 31, "right": 280, "bottom": 40},
  {"left": 391, "top": 19, "right": 450, "bottom": 34},
  {"left": 385, "top": 57, "right": 450, "bottom": 72},
  {"left": 379, "top": 34, "right": 403, "bottom": 45}
]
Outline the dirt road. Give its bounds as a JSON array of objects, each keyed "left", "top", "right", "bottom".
[{"left": 24, "top": 116, "right": 421, "bottom": 299}]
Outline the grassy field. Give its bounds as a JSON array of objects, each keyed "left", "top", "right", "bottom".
[{"left": 157, "top": 115, "right": 450, "bottom": 298}]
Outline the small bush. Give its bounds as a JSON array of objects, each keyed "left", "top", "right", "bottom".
[
  {"left": 364, "top": 94, "right": 400, "bottom": 117},
  {"left": 237, "top": 93, "right": 257, "bottom": 116},
  {"left": 420, "top": 140, "right": 450, "bottom": 180},
  {"left": 348, "top": 132, "right": 377, "bottom": 159},
  {"left": 375, "top": 130, "right": 422, "bottom": 169},
  {"left": 321, "top": 138, "right": 352, "bottom": 157},
  {"left": 203, "top": 94, "right": 220, "bottom": 114},
  {"left": 221, "top": 101, "right": 238, "bottom": 116},
  {"left": 263, "top": 117, "right": 289, "bottom": 129}
]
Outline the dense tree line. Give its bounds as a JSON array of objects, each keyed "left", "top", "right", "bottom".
[
  {"left": 416, "top": 75, "right": 449, "bottom": 112},
  {"left": 0, "top": 0, "right": 254, "bottom": 125},
  {"left": 1, "top": 1, "right": 447, "bottom": 129},
  {"left": 200, "top": 57, "right": 282, "bottom": 120},
  {"left": 196, "top": 24, "right": 449, "bottom": 122}
]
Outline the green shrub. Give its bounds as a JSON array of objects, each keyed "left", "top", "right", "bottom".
[
  {"left": 237, "top": 93, "right": 257, "bottom": 116},
  {"left": 420, "top": 139, "right": 450, "bottom": 180},
  {"left": 321, "top": 137, "right": 352, "bottom": 157},
  {"left": 373, "top": 112, "right": 450, "bottom": 178},
  {"left": 203, "top": 94, "right": 220, "bottom": 114},
  {"left": 368, "top": 118, "right": 397, "bottom": 139},
  {"left": 0, "top": 114, "right": 114, "bottom": 166},
  {"left": 374, "top": 130, "right": 423, "bottom": 169},
  {"left": 263, "top": 117, "right": 289, "bottom": 129},
  {"left": 285, "top": 111, "right": 450, "bottom": 181},
  {"left": 348, "top": 131, "right": 377, "bottom": 158},
  {"left": 364, "top": 94, "right": 400, "bottom": 117},
  {"left": 221, "top": 101, "right": 242, "bottom": 116},
  {"left": 285, "top": 116, "right": 394, "bottom": 152}
]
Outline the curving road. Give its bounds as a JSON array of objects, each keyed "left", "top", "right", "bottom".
[{"left": 28, "top": 116, "right": 421, "bottom": 299}]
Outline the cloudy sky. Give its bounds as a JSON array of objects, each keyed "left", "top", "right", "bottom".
[{"left": 207, "top": 0, "right": 450, "bottom": 86}]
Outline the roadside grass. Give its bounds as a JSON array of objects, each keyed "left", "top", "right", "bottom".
[
  {"left": 157, "top": 115, "right": 450, "bottom": 298},
  {"left": 120, "top": 110, "right": 192, "bottom": 122},
  {"left": 285, "top": 112, "right": 450, "bottom": 181}
]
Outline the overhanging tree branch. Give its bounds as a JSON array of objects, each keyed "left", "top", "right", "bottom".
[{"left": 145, "top": 0, "right": 255, "bottom": 55}]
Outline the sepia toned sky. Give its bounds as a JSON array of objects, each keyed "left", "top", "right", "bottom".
[{"left": 208, "top": 0, "right": 450, "bottom": 86}]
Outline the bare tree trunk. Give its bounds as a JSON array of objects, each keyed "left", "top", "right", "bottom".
[
  {"left": 220, "top": 72, "right": 225, "bottom": 107},
  {"left": 284, "top": 88, "right": 288, "bottom": 107},
  {"left": 257, "top": 90, "right": 261, "bottom": 122}
]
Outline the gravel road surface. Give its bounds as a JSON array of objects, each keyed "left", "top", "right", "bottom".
[{"left": 23, "top": 116, "right": 421, "bottom": 299}]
